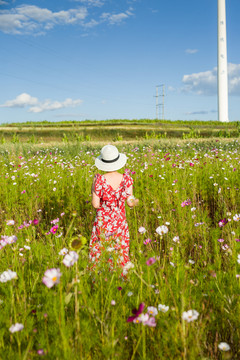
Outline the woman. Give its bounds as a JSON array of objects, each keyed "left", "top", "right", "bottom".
[{"left": 89, "top": 145, "right": 138, "bottom": 272}]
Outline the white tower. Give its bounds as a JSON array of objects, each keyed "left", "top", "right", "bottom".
[{"left": 218, "top": 0, "right": 229, "bottom": 122}]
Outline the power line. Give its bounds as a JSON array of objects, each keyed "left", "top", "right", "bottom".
[{"left": 154, "top": 84, "right": 165, "bottom": 120}]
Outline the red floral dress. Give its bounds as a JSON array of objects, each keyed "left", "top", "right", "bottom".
[{"left": 89, "top": 173, "right": 133, "bottom": 271}]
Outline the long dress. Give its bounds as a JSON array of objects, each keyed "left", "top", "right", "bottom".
[{"left": 89, "top": 173, "right": 133, "bottom": 271}]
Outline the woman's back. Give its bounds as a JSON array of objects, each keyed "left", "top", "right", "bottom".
[{"left": 103, "top": 172, "right": 123, "bottom": 191}]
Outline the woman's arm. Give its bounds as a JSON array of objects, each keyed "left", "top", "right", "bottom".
[
  {"left": 92, "top": 192, "right": 100, "bottom": 209},
  {"left": 126, "top": 185, "right": 139, "bottom": 207},
  {"left": 91, "top": 174, "right": 101, "bottom": 209}
]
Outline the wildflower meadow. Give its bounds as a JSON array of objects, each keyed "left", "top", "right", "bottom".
[{"left": 0, "top": 138, "right": 239, "bottom": 359}]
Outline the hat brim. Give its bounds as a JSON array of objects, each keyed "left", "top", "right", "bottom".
[{"left": 95, "top": 153, "right": 127, "bottom": 172}]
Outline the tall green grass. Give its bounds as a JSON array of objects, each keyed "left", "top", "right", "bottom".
[{"left": 0, "top": 139, "right": 239, "bottom": 359}]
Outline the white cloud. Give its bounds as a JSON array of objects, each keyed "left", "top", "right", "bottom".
[
  {"left": 29, "top": 98, "right": 83, "bottom": 113},
  {"left": 0, "top": 4, "right": 134, "bottom": 34},
  {"left": 0, "top": 5, "right": 88, "bottom": 34},
  {"left": 0, "top": 93, "right": 83, "bottom": 113},
  {"left": 185, "top": 49, "right": 198, "bottom": 54},
  {"left": 0, "top": 93, "right": 38, "bottom": 108},
  {"left": 84, "top": 19, "right": 99, "bottom": 28},
  {"left": 101, "top": 8, "right": 133, "bottom": 25},
  {"left": 182, "top": 63, "right": 240, "bottom": 96},
  {"left": 72, "top": 0, "right": 104, "bottom": 6}
]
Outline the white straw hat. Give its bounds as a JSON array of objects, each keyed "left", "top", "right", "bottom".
[{"left": 95, "top": 145, "right": 127, "bottom": 172}]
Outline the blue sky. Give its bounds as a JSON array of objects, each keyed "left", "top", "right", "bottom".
[{"left": 0, "top": 0, "right": 239, "bottom": 123}]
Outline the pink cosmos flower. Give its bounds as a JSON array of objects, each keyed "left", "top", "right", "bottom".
[
  {"left": 218, "top": 238, "right": 224, "bottom": 243},
  {"left": 143, "top": 238, "right": 151, "bottom": 245},
  {"left": 21, "top": 190, "right": 26, "bottom": 194},
  {"left": 33, "top": 219, "right": 39, "bottom": 225},
  {"left": 50, "top": 225, "right": 58, "bottom": 234},
  {"left": 143, "top": 315, "right": 156, "bottom": 327},
  {"left": 181, "top": 199, "right": 192, "bottom": 207},
  {"left": 146, "top": 257, "right": 156, "bottom": 266},
  {"left": 51, "top": 218, "right": 59, "bottom": 224},
  {"left": 127, "top": 303, "right": 145, "bottom": 322},
  {"left": 37, "top": 349, "right": 45, "bottom": 356}
]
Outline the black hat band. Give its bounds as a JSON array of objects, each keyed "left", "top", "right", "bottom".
[{"left": 101, "top": 155, "right": 120, "bottom": 163}]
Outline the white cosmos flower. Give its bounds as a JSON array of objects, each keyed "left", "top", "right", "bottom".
[
  {"left": 63, "top": 251, "right": 79, "bottom": 267},
  {"left": 173, "top": 236, "right": 180, "bottom": 243},
  {"left": 6, "top": 235, "right": 17, "bottom": 244},
  {"left": 237, "top": 254, "right": 240, "bottom": 264},
  {"left": 147, "top": 306, "right": 158, "bottom": 316},
  {"left": 58, "top": 248, "right": 68, "bottom": 256},
  {"left": 42, "top": 268, "right": 62, "bottom": 288},
  {"left": 158, "top": 304, "right": 169, "bottom": 313},
  {"left": 182, "top": 309, "right": 199, "bottom": 322},
  {"left": 9, "top": 323, "right": 24, "bottom": 333},
  {"left": 6, "top": 220, "right": 15, "bottom": 226},
  {"left": 0, "top": 269, "right": 17, "bottom": 283},
  {"left": 189, "top": 259, "right": 195, "bottom": 264},
  {"left": 233, "top": 214, "right": 240, "bottom": 222},
  {"left": 156, "top": 225, "right": 168, "bottom": 235},
  {"left": 218, "top": 342, "right": 230, "bottom": 351},
  {"left": 138, "top": 226, "right": 146, "bottom": 234}
]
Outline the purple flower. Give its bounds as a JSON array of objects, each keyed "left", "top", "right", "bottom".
[
  {"left": 127, "top": 303, "right": 145, "bottom": 322},
  {"left": 218, "top": 218, "right": 228, "bottom": 227},
  {"left": 146, "top": 257, "right": 156, "bottom": 266}
]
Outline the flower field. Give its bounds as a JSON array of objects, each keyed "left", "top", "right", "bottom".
[{"left": 0, "top": 138, "right": 239, "bottom": 359}]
